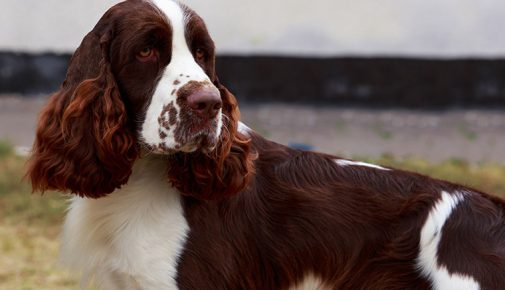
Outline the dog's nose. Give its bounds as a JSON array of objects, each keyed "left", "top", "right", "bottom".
[{"left": 187, "top": 88, "right": 222, "bottom": 119}]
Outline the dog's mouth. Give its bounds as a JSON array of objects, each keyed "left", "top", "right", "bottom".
[
  {"left": 179, "top": 114, "right": 222, "bottom": 151},
  {"left": 146, "top": 116, "right": 221, "bottom": 154},
  {"left": 179, "top": 131, "right": 219, "bottom": 153},
  {"left": 144, "top": 134, "right": 218, "bottom": 155}
]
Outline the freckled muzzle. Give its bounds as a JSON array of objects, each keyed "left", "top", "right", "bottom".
[{"left": 168, "top": 80, "right": 223, "bottom": 152}]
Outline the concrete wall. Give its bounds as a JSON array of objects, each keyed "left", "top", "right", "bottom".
[{"left": 2, "top": 0, "right": 505, "bottom": 57}]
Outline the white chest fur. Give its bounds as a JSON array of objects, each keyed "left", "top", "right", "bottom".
[{"left": 61, "top": 157, "right": 188, "bottom": 290}]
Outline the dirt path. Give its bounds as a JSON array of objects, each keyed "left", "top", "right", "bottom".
[{"left": 1, "top": 96, "right": 504, "bottom": 163}]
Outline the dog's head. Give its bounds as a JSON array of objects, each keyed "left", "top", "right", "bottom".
[{"left": 28, "top": 0, "right": 255, "bottom": 199}]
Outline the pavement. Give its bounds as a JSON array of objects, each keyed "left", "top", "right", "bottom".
[{"left": 1, "top": 95, "right": 504, "bottom": 164}]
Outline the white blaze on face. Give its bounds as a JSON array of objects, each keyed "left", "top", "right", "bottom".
[{"left": 141, "top": 0, "right": 221, "bottom": 152}]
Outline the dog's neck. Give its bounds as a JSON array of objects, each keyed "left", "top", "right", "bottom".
[
  {"left": 61, "top": 153, "right": 189, "bottom": 288},
  {"left": 130, "top": 153, "right": 170, "bottom": 183}
]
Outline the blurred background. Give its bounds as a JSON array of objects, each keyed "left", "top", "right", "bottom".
[{"left": 1, "top": 0, "right": 505, "bottom": 289}]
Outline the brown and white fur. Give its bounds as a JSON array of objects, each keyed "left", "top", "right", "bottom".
[{"left": 28, "top": 1, "right": 505, "bottom": 289}]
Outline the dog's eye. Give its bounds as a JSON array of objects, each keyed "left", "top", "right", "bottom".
[
  {"left": 137, "top": 47, "right": 156, "bottom": 61},
  {"left": 195, "top": 48, "right": 205, "bottom": 61}
]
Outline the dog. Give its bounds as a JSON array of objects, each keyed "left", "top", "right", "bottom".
[{"left": 28, "top": 0, "right": 505, "bottom": 289}]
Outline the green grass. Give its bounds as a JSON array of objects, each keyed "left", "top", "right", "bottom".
[
  {"left": 0, "top": 140, "right": 504, "bottom": 289},
  {"left": 0, "top": 140, "right": 78, "bottom": 290},
  {"left": 0, "top": 144, "right": 67, "bottom": 227}
]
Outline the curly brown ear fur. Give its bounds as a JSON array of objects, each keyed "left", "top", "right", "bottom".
[
  {"left": 27, "top": 27, "right": 138, "bottom": 198},
  {"left": 167, "top": 85, "right": 256, "bottom": 200}
]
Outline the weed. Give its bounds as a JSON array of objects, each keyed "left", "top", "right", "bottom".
[
  {"left": 458, "top": 124, "right": 478, "bottom": 141},
  {"left": 372, "top": 124, "right": 393, "bottom": 140}
]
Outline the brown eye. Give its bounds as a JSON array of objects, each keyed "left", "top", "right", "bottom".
[
  {"left": 195, "top": 48, "right": 205, "bottom": 61},
  {"left": 137, "top": 47, "right": 155, "bottom": 61}
]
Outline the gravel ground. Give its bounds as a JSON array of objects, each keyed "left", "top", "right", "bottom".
[{"left": 1, "top": 95, "right": 504, "bottom": 164}]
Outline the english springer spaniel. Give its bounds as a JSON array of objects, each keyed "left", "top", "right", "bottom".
[{"left": 28, "top": 0, "right": 505, "bottom": 289}]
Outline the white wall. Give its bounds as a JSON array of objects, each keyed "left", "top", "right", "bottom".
[{"left": 2, "top": 0, "right": 505, "bottom": 57}]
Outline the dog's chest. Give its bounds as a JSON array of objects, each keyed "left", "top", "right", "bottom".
[{"left": 61, "top": 159, "right": 189, "bottom": 289}]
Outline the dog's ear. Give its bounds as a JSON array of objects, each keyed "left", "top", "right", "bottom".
[
  {"left": 167, "top": 84, "right": 256, "bottom": 200},
  {"left": 27, "top": 21, "right": 138, "bottom": 198}
]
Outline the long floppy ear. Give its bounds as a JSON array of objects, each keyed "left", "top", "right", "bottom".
[
  {"left": 27, "top": 25, "right": 138, "bottom": 198},
  {"left": 167, "top": 84, "right": 256, "bottom": 200}
]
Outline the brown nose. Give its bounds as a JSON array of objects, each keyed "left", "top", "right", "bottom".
[{"left": 187, "top": 88, "right": 222, "bottom": 119}]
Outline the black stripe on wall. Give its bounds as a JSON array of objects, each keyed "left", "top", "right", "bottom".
[{"left": 1, "top": 52, "right": 505, "bottom": 108}]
